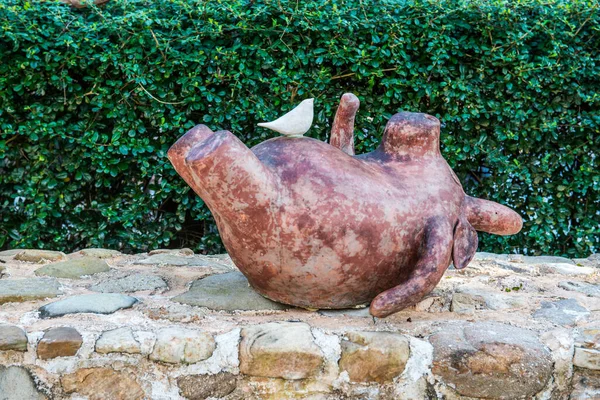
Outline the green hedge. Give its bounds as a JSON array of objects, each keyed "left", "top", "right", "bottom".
[{"left": 0, "top": 0, "right": 598, "bottom": 257}]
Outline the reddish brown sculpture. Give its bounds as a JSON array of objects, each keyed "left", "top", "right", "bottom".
[{"left": 168, "top": 94, "right": 522, "bottom": 317}]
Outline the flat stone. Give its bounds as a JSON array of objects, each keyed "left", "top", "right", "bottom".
[
  {"left": 61, "top": 367, "right": 144, "bottom": 400},
  {"left": 172, "top": 271, "right": 287, "bottom": 311},
  {"left": 150, "top": 327, "right": 215, "bottom": 364},
  {"left": 318, "top": 307, "right": 371, "bottom": 318},
  {"left": 95, "top": 327, "right": 141, "bottom": 354},
  {"left": 14, "top": 249, "right": 66, "bottom": 263},
  {"left": 538, "top": 262, "right": 596, "bottom": 276},
  {"left": 451, "top": 284, "right": 527, "bottom": 313},
  {"left": 573, "top": 348, "right": 600, "bottom": 370},
  {"left": 239, "top": 322, "right": 324, "bottom": 380},
  {"left": 0, "top": 366, "right": 46, "bottom": 400},
  {"left": 0, "top": 249, "right": 25, "bottom": 257},
  {"left": 491, "top": 259, "right": 537, "bottom": 274},
  {"left": 148, "top": 248, "right": 194, "bottom": 256},
  {"left": 39, "top": 293, "right": 138, "bottom": 318},
  {"left": 473, "top": 252, "right": 511, "bottom": 261},
  {"left": 76, "top": 248, "right": 122, "bottom": 259},
  {"left": 135, "top": 253, "right": 228, "bottom": 270},
  {"left": 558, "top": 280, "right": 600, "bottom": 297},
  {"left": 339, "top": 331, "right": 410, "bottom": 383},
  {"left": 35, "top": 257, "right": 110, "bottom": 279},
  {"left": 431, "top": 322, "right": 552, "bottom": 399},
  {"left": 89, "top": 273, "right": 167, "bottom": 293},
  {"left": 522, "top": 255, "right": 575, "bottom": 265},
  {"left": 0, "top": 324, "right": 28, "bottom": 351},
  {"left": 177, "top": 373, "right": 238, "bottom": 399},
  {"left": 533, "top": 298, "right": 590, "bottom": 326},
  {"left": 0, "top": 278, "right": 62, "bottom": 304},
  {"left": 37, "top": 327, "right": 82, "bottom": 359}
]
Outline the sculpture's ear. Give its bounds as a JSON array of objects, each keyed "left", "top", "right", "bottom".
[{"left": 452, "top": 216, "right": 478, "bottom": 269}]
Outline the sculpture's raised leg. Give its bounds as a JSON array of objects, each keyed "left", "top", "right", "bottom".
[
  {"left": 369, "top": 216, "right": 453, "bottom": 318},
  {"left": 464, "top": 196, "right": 523, "bottom": 236},
  {"left": 330, "top": 93, "right": 360, "bottom": 155}
]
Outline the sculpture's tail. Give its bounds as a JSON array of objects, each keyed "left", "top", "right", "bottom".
[{"left": 464, "top": 196, "right": 523, "bottom": 236}]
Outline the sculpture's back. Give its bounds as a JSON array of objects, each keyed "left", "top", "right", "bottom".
[{"left": 168, "top": 93, "right": 523, "bottom": 317}]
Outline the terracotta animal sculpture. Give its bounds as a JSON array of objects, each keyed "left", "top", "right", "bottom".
[{"left": 168, "top": 93, "right": 522, "bottom": 317}]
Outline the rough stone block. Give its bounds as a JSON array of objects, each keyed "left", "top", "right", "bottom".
[
  {"left": 177, "top": 373, "right": 238, "bottom": 399},
  {"left": 150, "top": 327, "right": 215, "bottom": 364},
  {"left": 431, "top": 322, "right": 552, "bottom": 399},
  {"left": 0, "top": 324, "right": 28, "bottom": 351},
  {"left": 339, "top": 331, "right": 410, "bottom": 383},
  {"left": 61, "top": 368, "right": 144, "bottom": 400},
  {"left": 95, "top": 327, "right": 141, "bottom": 354},
  {"left": 37, "top": 327, "right": 82, "bottom": 359},
  {"left": 239, "top": 322, "right": 324, "bottom": 380}
]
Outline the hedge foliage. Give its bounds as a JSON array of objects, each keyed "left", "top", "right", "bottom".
[{"left": 0, "top": 0, "right": 598, "bottom": 257}]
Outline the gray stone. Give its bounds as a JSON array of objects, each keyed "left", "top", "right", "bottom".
[
  {"left": 452, "top": 284, "right": 527, "bottom": 313},
  {"left": 576, "top": 327, "right": 600, "bottom": 349},
  {"left": 533, "top": 299, "right": 590, "bottom": 326},
  {"left": 172, "top": 271, "right": 287, "bottom": 311},
  {"left": 177, "top": 373, "right": 238, "bottom": 399},
  {"left": 135, "top": 253, "right": 228, "bottom": 270},
  {"left": 0, "top": 249, "right": 25, "bottom": 257},
  {"left": 95, "top": 327, "right": 141, "bottom": 354},
  {"left": 35, "top": 257, "right": 110, "bottom": 279},
  {"left": 39, "top": 293, "right": 138, "bottom": 318},
  {"left": 148, "top": 248, "right": 194, "bottom": 256},
  {"left": 150, "top": 327, "right": 215, "bottom": 364},
  {"left": 538, "top": 262, "right": 596, "bottom": 276},
  {"left": 0, "top": 278, "right": 62, "bottom": 304},
  {"left": 14, "top": 249, "right": 66, "bottom": 263},
  {"left": 473, "top": 252, "right": 511, "bottom": 261},
  {"left": 89, "top": 273, "right": 167, "bottom": 293},
  {"left": 0, "top": 366, "right": 46, "bottom": 400},
  {"left": 76, "top": 248, "right": 122, "bottom": 259},
  {"left": 0, "top": 325, "right": 27, "bottom": 351},
  {"left": 522, "top": 255, "right": 575, "bottom": 265},
  {"left": 36, "top": 327, "right": 82, "bottom": 359},
  {"left": 491, "top": 259, "right": 537, "bottom": 275},
  {"left": 239, "top": 322, "right": 324, "bottom": 380},
  {"left": 318, "top": 307, "right": 372, "bottom": 318},
  {"left": 558, "top": 281, "right": 600, "bottom": 297},
  {"left": 431, "top": 322, "right": 552, "bottom": 399}
]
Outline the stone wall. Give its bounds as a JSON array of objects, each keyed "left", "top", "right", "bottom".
[{"left": 0, "top": 249, "right": 598, "bottom": 399}]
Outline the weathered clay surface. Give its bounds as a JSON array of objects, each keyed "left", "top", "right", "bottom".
[{"left": 168, "top": 93, "right": 522, "bottom": 317}]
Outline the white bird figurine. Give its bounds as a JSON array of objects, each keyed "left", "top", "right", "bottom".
[{"left": 257, "top": 98, "right": 314, "bottom": 137}]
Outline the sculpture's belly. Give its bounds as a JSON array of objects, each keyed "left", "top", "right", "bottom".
[
  {"left": 227, "top": 188, "right": 432, "bottom": 308},
  {"left": 221, "top": 137, "right": 463, "bottom": 308}
]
